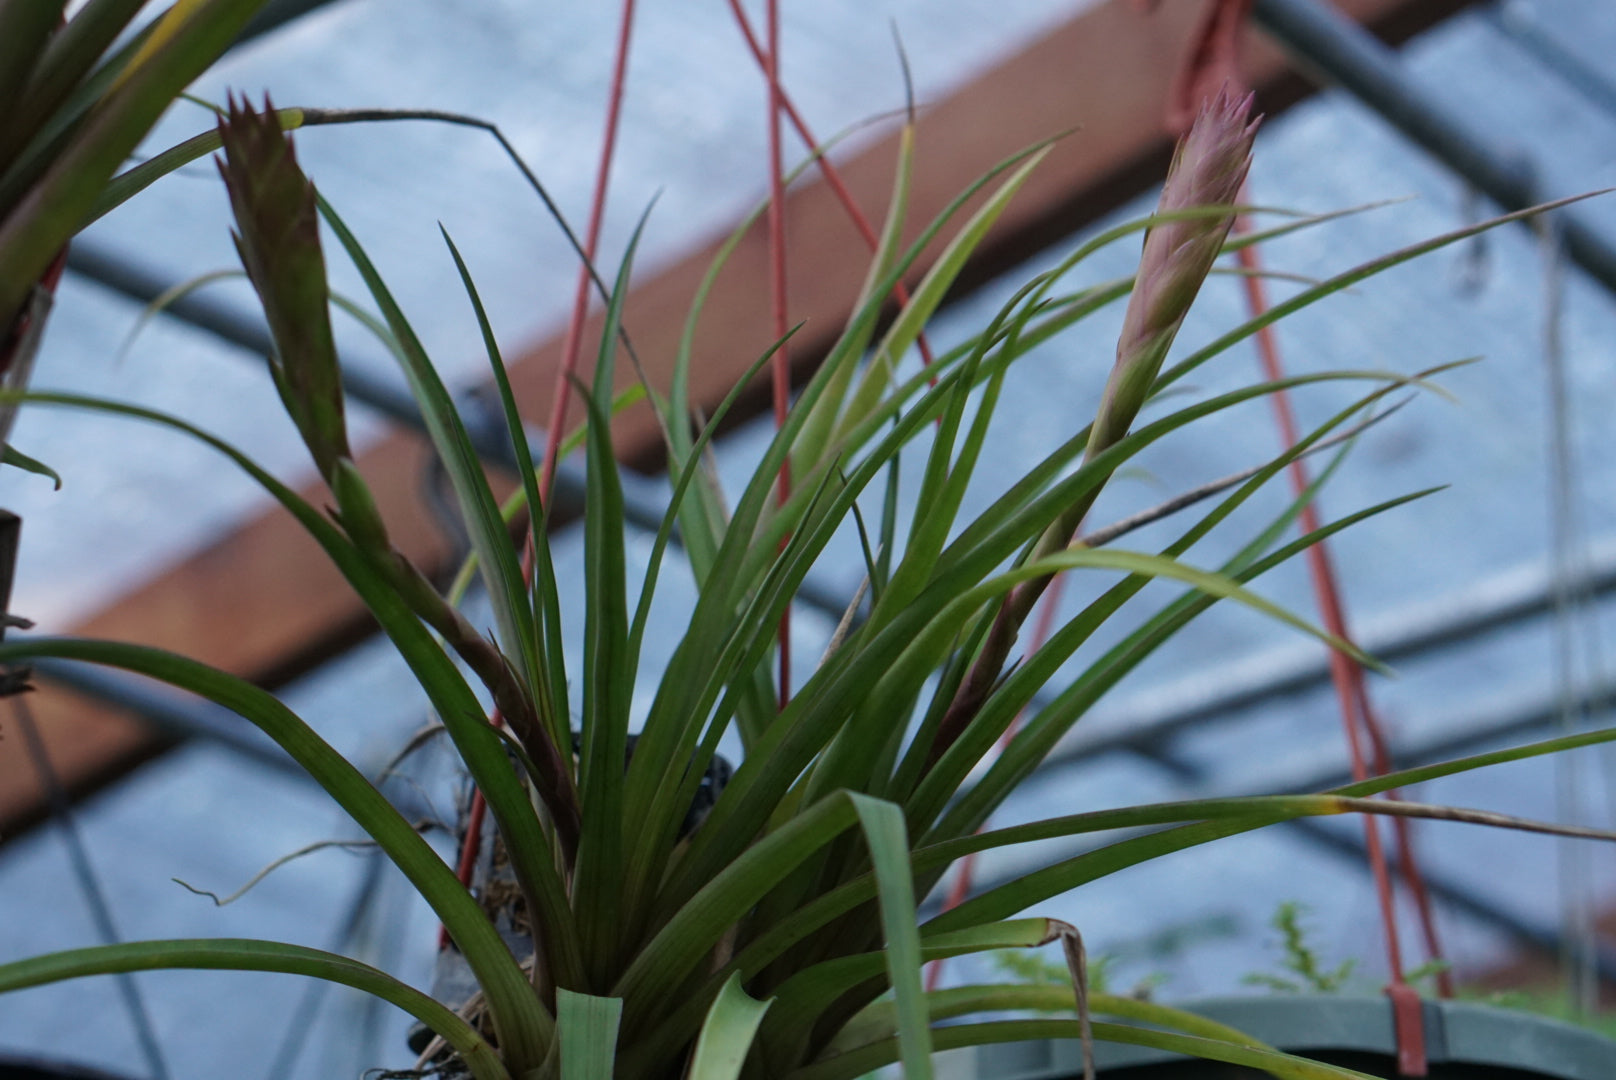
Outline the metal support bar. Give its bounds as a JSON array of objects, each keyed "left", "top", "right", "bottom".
[
  {"left": 1485, "top": 2, "right": 1616, "bottom": 120},
  {"left": 1036, "top": 539, "right": 1616, "bottom": 771},
  {"left": 27, "top": 656, "right": 437, "bottom": 822},
  {"left": 237, "top": 0, "right": 349, "bottom": 47},
  {"left": 941, "top": 686, "right": 1616, "bottom": 981},
  {"left": 1251, "top": 0, "right": 1616, "bottom": 297}
]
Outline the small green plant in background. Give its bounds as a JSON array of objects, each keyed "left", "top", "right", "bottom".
[
  {"left": 1243, "top": 902, "right": 1356, "bottom": 994},
  {"left": 995, "top": 947, "right": 1113, "bottom": 997},
  {"left": 987, "top": 912, "right": 1242, "bottom": 1005},
  {"left": 0, "top": 72, "right": 1614, "bottom": 1080},
  {"left": 1242, "top": 900, "right": 1451, "bottom": 997},
  {"left": 1469, "top": 988, "right": 1616, "bottom": 1041},
  {"left": 1243, "top": 899, "right": 1616, "bottom": 1042}
]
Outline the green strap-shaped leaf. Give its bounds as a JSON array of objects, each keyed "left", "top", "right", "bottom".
[
  {"left": 641, "top": 175, "right": 1005, "bottom": 768},
  {"left": 802, "top": 281, "right": 1043, "bottom": 804},
  {"left": 703, "top": 736, "right": 1616, "bottom": 1038},
  {"left": 114, "top": 268, "right": 244, "bottom": 363},
  {"left": 2, "top": 443, "right": 60, "bottom": 488},
  {"left": 907, "top": 372, "right": 1383, "bottom": 820},
  {"left": 688, "top": 974, "right": 772, "bottom": 1080},
  {"left": 848, "top": 793, "right": 932, "bottom": 1080},
  {"left": 615, "top": 794, "right": 859, "bottom": 1019},
  {"left": 617, "top": 333, "right": 793, "bottom": 930},
  {"left": 570, "top": 209, "right": 652, "bottom": 986},
  {"left": 826, "top": 984, "right": 1265, "bottom": 1058},
  {"left": 0, "top": 1, "right": 66, "bottom": 122},
  {"left": 557, "top": 988, "right": 623, "bottom": 1080},
  {"left": 654, "top": 364, "right": 981, "bottom": 905},
  {"left": 0, "top": 635, "right": 548, "bottom": 1069},
  {"left": 786, "top": 1018, "right": 1380, "bottom": 1080},
  {"left": 831, "top": 146, "right": 1050, "bottom": 447},
  {"left": 924, "top": 473, "right": 1437, "bottom": 843},
  {"left": 643, "top": 138, "right": 1063, "bottom": 769},
  {"left": 928, "top": 731, "right": 1616, "bottom": 938},
  {"left": 913, "top": 404, "right": 1396, "bottom": 839},
  {"left": 756, "top": 920, "right": 1055, "bottom": 1068},
  {"left": 0, "top": 938, "right": 510, "bottom": 1080},
  {"left": 788, "top": 121, "right": 913, "bottom": 482},
  {"left": 667, "top": 367, "right": 1427, "bottom": 919},
  {"left": 316, "top": 198, "right": 584, "bottom": 878},
  {"left": 8, "top": 0, "right": 146, "bottom": 158},
  {"left": 0, "top": 391, "right": 564, "bottom": 1072},
  {"left": 441, "top": 228, "right": 569, "bottom": 756},
  {"left": 315, "top": 195, "right": 542, "bottom": 711}
]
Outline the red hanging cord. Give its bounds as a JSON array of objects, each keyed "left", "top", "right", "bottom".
[
  {"left": 1235, "top": 226, "right": 1428, "bottom": 1075},
  {"left": 537, "top": 0, "right": 639, "bottom": 506},
  {"left": 1150, "top": 3, "right": 1444, "bottom": 1070},
  {"left": 763, "top": 0, "right": 793, "bottom": 710},
  {"left": 925, "top": 574, "right": 1070, "bottom": 991},
  {"left": 724, "top": 0, "right": 936, "bottom": 368},
  {"left": 445, "top": 0, "right": 638, "bottom": 950}
]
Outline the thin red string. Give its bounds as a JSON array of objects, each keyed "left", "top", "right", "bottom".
[
  {"left": 538, "top": 0, "right": 639, "bottom": 507},
  {"left": 763, "top": 0, "right": 793, "bottom": 710},
  {"left": 1153, "top": 2, "right": 1442, "bottom": 1067},
  {"left": 1235, "top": 220, "right": 1435, "bottom": 1075},
  {"left": 445, "top": 0, "right": 638, "bottom": 950},
  {"left": 925, "top": 573, "right": 1070, "bottom": 991},
  {"left": 724, "top": 0, "right": 936, "bottom": 368}
]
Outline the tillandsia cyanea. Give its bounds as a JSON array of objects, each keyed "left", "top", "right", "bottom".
[
  {"left": 928, "top": 86, "right": 1261, "bottom": 768},
  {"left": 0, "top": 61, "right": 1613, "bottom": 1080}
]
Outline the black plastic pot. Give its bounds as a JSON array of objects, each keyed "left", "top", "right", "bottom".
[
  {"left": 0, "top": 1058, "right": 135, "bottom": 1080},
  {"left": 966, "top": 996, "right": 1616, "bottom": 1080}
]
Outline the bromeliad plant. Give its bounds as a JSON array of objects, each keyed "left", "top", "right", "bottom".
[{"left": 2, "top": 89, "right": 1614, "bottom": 1080}]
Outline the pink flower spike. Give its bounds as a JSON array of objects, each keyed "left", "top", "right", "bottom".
[{"left": 1091, "top": 85, "right": 1260, "bottom": 454}]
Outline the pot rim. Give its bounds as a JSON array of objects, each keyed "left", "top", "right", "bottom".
[{"left": 961, "top": 993, "right": 1616, "bottom": 1080}]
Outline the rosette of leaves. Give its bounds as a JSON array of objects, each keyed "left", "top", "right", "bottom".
[
  {"left": 0, "top": 0, "right": 276, "bottom": 463},
  {"left": 0, "top": 94, "right": 1612, "bottom": 1080}
]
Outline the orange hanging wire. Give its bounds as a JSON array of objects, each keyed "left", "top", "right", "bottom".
[
  {"left": 1233, "top": 216, "right": 1436, "bottom": 1075},
  {"left": 763, "top": 0, "right": 793, "bottom": 709},
  {"left": 444, "top": 0, "right": 639, "bottom": 948},
  {"left": 724, "top": 0, "right": 937, "bottom": 368},
  {"left": 926, "top": 574, "right": 1070, "bottom": 991},
  {"left": 1151, "top": 2, "right": 1446, "bottom": 1070}
]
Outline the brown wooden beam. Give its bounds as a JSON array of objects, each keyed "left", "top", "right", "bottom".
[
  {"left": 0, "top": 440, "right": 450, "bottom": 835},
  {"left": 2, "top": 0, "right": 1477, "bottom": 839},
  {"left": 508, "top": 0, "right": 1477, "bottom": 470}
]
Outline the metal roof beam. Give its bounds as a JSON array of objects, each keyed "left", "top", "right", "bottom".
[
  {"left": 1253, "top": 0, "right": 1616, "bottom": 297},
  {"left": 1037, "top": 539, "right": 1616, "bottom": 771}
]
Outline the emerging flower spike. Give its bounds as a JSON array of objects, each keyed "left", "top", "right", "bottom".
[
  {"left": 216, "top": 93, "right": 352, "bottom": 484},
  {"left": 1089, "top": 86, "right": 1260, "bottom": 455},
  {"left": 928, "top": 88, "right": 1260, "bottom": 768}
]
